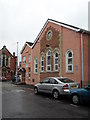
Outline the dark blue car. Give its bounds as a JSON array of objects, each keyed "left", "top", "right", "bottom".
[{"left": 70, "top": 84, "right": 90, "bottom": 105}]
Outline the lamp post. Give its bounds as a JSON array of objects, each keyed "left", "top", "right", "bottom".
[{"left": 16, "top": 42, "right": 18, "bottom": 83}]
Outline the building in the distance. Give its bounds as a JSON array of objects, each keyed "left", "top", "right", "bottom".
[
  {"left": 20, "top": 19, "right": 90, "bottom": 87},
  {"left": 0, "top": 45, "right": 17, "bottom": 81},
  {"left": 20, "top": 42, "right": 33, "bottom": 84}
]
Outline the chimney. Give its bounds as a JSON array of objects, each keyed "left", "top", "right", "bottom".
[
  {"left": 3, "top": 45, "right": 6, "bottom": 49},
  {"left": 13, "top": 52, "right": 15, "bottom": 57}
]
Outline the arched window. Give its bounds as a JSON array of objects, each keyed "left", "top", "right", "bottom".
[
  {"left": 34, "top": 58, "right": 37, "bottom": 73},
  {"left": 3, "top": 54, "right": 5, "bottom": 66},
  {"left": 0, "top": 56, "right": 1, "bottom": 67},
  {"left": 66, "top": 50, "right": 73, "bottom": 72},
  {"left": 54, "top": 51, "right": 59, "bottom": 71},
  {"left": 46, "top": 50, "right": 51, "bottom": 71},
  {"left": 6, "top": 56, "right": 8, "bottom": 66},
  {"left": 41, "top": 55, "right": 44, "bottom": 72}
]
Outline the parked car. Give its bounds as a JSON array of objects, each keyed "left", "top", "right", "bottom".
[
  {"left": 0, "top": 76, "right": 7, "bottom": 81},
  {"left": 34, "top": 77, "right": 80, "bottom": 99},
  {"left": 70, "top": 84, "right": 90, "bottom": 105}
]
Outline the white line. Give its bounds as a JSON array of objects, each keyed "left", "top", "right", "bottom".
[{"left": 70, "top": 104, "right": 79, "bottom": 107}]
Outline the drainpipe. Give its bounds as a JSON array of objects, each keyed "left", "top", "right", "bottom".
[
  {"left": 81, "top": 32, "right": 84, "bottom": 87},
  {"left": 31, "top": 48, "right": 32, "bottom": 84}
]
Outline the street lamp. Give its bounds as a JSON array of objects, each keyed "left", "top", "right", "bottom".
[{"left": 16, "top": 42, "right": 18, "bottom": 83}]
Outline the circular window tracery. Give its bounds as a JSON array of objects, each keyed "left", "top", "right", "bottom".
[{"left": 46, "top": 30, "right": 52, "bottom": 40}]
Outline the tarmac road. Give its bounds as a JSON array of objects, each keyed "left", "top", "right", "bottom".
[{"left": 1, "top": 81, "right": 90, "bottom": 119}]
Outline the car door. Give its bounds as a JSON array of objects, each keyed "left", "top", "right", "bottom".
[
  {"left": 82, "top": 86, "right": 90, "bottom": 102},
  {"left": 39, "top": 78, "right": 49, "bottom": 93},
  {"left": 46, "top": 78, "right": 58, "bottom": 94}
]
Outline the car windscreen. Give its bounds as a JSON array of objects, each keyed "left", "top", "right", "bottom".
[{"left": 58, "top": 78, "right": 74, "bottom": 83}]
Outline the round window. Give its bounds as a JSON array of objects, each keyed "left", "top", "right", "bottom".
[{"left": 46, "top": 30, "right": 52, "bottom": 40}]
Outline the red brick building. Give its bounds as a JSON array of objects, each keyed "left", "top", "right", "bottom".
[
  {"left": 20, "top": 42, "right": 33, "bottom": 84},
  {"left": 21, "top": 19, "right": 90, "bottom": 86},
  {"left": 0, "top": 45, "right": 17, "bottom": 80}
]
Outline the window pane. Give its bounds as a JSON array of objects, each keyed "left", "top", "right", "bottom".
[
  {"left": 68, "top": 66, "right": 72, "bottom": 71},
  {"left": 55, "top": 59, "right": 58, "bottom": 64},
  {"left": 41, "top": 61, "right": 44, "bottom": 66},
  {"left": 55, "top": 65, "right": 58, "bottom": 70},
  {"left": 0, "top": 57, "right": 1, "bottom": 66},
  {"left": 34, "top": 59, "right": 37, "bottom": 73},
  {"left": 41, "top": 67, "right": 44, "bottom": 71},
  {"left": 47, "top": 56, "right": 51, "bottom": 65},
  {"left": 68, "top": 52, "right": 72, "bottom": 57},
  {"left": 68, "top": 58, "right": 72, "bottom": 64},
  {"left": 48, "top": 51, "right": 51, "bottom": 56},
  {"left": 29, "top": 54, "right": 31, "bottom": 62},
  {"left": 55, "top": 53, "right": 58, "bottom": 57},
  {"left": 6, "top": 57, "right": 8, "bottom": 66},
  {"left": 42, "top": 56, "right": 44, "bottom": 60},
  {"left": 47, "top": 66, "right": 50, "bottom": 70}
]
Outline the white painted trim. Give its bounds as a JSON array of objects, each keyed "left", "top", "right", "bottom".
[
  {"left": 46, "top": 49, "right": 51, "bottom": 72},
  {"left": 34, "top": 58, "right": 38, "bottom": 74},
  {"left": 66, "top": 50, "right": 73, "bottom": 73},
  {"left": 53, "top": 51, "right": 59, "bottom": 71},
  {"left": 41, "top": 55, "right": 44, "bottom": 72}
]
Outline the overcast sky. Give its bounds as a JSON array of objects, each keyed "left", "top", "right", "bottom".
[{"left": 0, "top": 0, "right": 89, "bottom": 61}]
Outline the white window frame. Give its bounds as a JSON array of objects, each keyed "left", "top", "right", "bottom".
[
  {"left": 0, "top": 56, "right": 1, "bottom": 67},
  {"left": 29, "top": 54, "right": 31, "bottom": 63},
  {"left": 23, "top": 56, "right": 26, "bottom": 64},
  {"left": 66, "top": 50, "right": 73, "bottom": 73},
  {"left": 41, "top": 55, "right": 44, "bottom": 72},
  {"left": 46, "top": 50, "right": 51, "bottom": 72},
  {"left": 6, "top": 56, "right": 8, "bottom": 67},
  {"left": 54, "top": 51, "right": 59, "bottom": 71},
  {"left": 34, "top": 58, "right": 37, "bottom": 74}
]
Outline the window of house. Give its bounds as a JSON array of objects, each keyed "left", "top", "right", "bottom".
[
  {"left": 28, "top": 67, "right": 31, "bottom": 80},
  {"left": 6, "top": 56, "right": 8, "bottom": 66},
  {"left": 34, "top": 58, "right": 37, "bottom": 73},
  {"left": 0, "top": 56, "right": 1, "bottom": 67},
  {"left": 41, "top": 55, "right": 44, "bottom": 72},
  {"left": 66, "top": 50, "right": 73, "bottom": 72},
  {"left": 23, "top": 56, "right": 26, "bottom": 64},
  {"left": 54, "top": 51, "right": 59, "bottom": 71},
  {"left": 29, "top": 54, "right": 31, "bottom": 63},
  {"left": 3, "top": 54, "right": 5, "bottom": 66},
  {"left": 46, "top": 30, "right": 52, "bottom": 40},
  {"left": 46, "top": 50, "right": 51, "bottom": 71}
]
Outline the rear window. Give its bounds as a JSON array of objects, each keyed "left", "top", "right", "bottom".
[{"left": 58, "top": 78, "right": 74, "bottom": 83}]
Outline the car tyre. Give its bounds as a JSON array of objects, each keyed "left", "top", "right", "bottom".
[
  {"left": 71, "top": 94, "right": 80, "bottom": 105},
  {"left": 53, "top": 90, "right": 59, "bottom": 99},
  {"left": 34, "top": 87, "right": 39, "bottom": 95}
]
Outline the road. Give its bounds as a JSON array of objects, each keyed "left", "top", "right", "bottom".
[{"left": 1, "top": 81, "right": 89, "bottom": 119}]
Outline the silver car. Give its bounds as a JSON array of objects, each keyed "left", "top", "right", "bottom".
[{"left": 34, "top": 77, "right": 80, "bottom": 99}]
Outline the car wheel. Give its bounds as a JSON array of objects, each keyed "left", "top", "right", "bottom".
[
  {"left": 72, "top": 94, "right": 80, "bottom": 105},
  {"left": 34, "top": 87, "right": 38, "bottom": 95},
  {"left": 53, "top": 90, "right": 59, "bottom": 99}
]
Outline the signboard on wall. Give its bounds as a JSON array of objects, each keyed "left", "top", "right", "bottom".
[{"left": 26, "top": 63, "right": 28, "bottom": 68}]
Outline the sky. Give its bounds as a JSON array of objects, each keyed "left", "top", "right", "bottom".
[{"left": 0, "top": 0, "right": 90, "bottom": 62}]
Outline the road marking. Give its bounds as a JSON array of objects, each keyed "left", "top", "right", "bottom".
[
  {"left": 11, "top": 89, "right": 25, "bottom": 93},
  {"left": 70, "top": 104, "right": 79, "bottom": 107}
]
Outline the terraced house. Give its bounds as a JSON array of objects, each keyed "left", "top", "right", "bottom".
[
  {"left": 20, "top": 42, "right": 33, "bottom": 84},
  {"left": 20, "top": 19, "right": 90, "bottom": 87}
]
